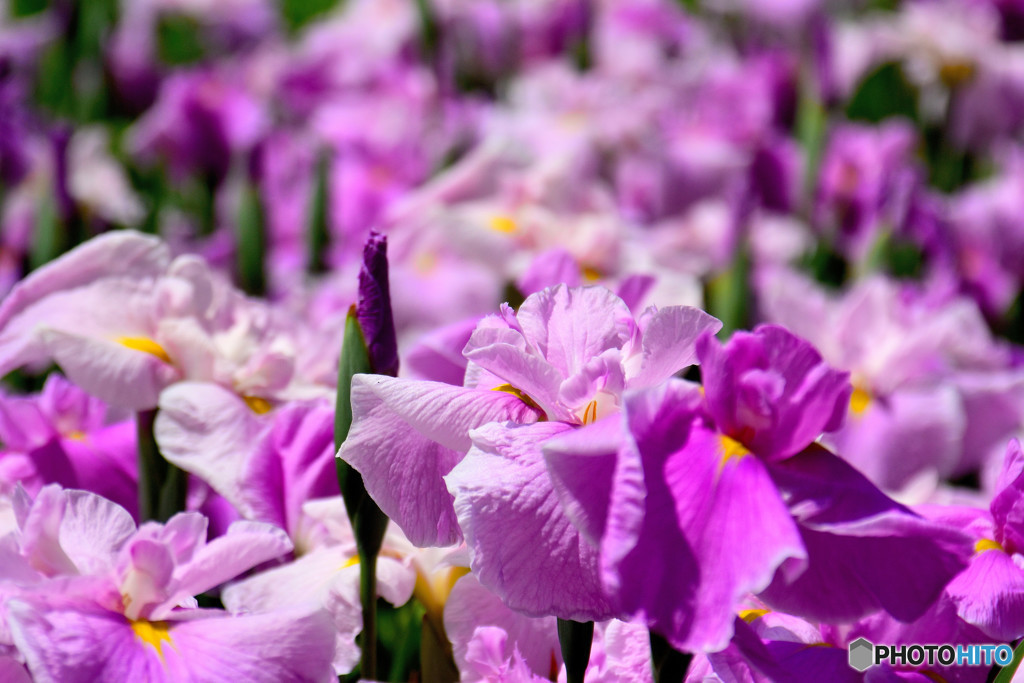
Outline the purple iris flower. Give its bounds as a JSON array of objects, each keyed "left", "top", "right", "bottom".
[
  {"left": 1, "top": 484, "right": 336, "bottom": 681},
  {"left": 338, "top": 284, "right": 720, "bottom": 549},
  {"left": 923, "top": 439, "right": 1024, "bottom": 642}
]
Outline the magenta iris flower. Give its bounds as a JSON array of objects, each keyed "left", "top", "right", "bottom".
[{"left": 545, "top": 325, "right": 973, "bottom": 651}]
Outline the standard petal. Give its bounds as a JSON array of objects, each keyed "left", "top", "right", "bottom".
[
  {"left": 165, "top": 521, "right": 292, "bottom": 613},
  {"left": 626, "top": 306, "right": 722, "bottom": 388},
  {"left": 514, "top": 285, "right": 636, "bottom": 380},
  {"left": 698, "top": 325, "right": 851, "bottom": 460}
]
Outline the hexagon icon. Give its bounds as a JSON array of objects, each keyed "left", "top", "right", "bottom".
[{"left": 848, "top": 637, "right": 874, "bottom": 672}]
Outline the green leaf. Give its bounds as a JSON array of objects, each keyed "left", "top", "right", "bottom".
[
  {"left": 420, "top": 611, "right": 459, "bottom": 683},
  {"left": 156, "top": 14, "right": 205, "bottom": 66},
  {"left": 846, "top": 62, "right": 918, "bottom": 124},
  {"left": 136, "top": 409, "right": 187, "bottom": 523},
  {"left": 306, "top": 148, "right": 331, "bottom": 276},
  {"left": 236, "top": 174, "right": 267, "bottom": 297},
  {"left": 29, "top": 190, "right": 61, "bottom": 271},
  {"left": 281, "top": 0, "right": 343, "bottom": 33},
  {"left": 10, "top": 0, "right": 49, "bottom": 18},
  {"left": 335, "top": 309, "right": 390, "bottom": 681},
  {"left": 992, "top": 640, "right": 1024, "bottom": 683}
]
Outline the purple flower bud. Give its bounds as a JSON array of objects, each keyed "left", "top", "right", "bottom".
[{"left": 356, "top": 231, "right": 399, "bottom": 377}]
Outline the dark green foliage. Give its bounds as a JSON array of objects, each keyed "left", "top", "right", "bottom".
[{"left": 846, "top": 62, "right": 918, "bottom": 124}]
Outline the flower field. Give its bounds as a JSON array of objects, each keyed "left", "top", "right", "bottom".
[{"left": 2, "top": 0, "right": 1024, "bottom": 681}]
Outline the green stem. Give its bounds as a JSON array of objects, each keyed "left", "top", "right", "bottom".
[
  {"left": 136, "top": 409, "right": 187, "bottom": 522},
  {"left": 704, "top": 239, "right": 750, "bottom": 339},
  {"left": 335, "top": 309, "right": 391, "bottom": 680},
  {"left": 649, "top": 631, "right": 693, "bottom": 683},
  {"left": 558, "top": 619, "right": 594, "bottom": 683},
  {"left": 307, "top": 148, "right": 331, "bottom": 276},
  {"left": 236, "top": 169, "right": 267, "bottom": 297},
  {"left": 358, "top": 546, "right": 379, "bottom": 680}
]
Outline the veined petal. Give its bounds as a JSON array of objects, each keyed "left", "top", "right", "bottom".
[
  {"left": 0, "top": 232, "right": 168, "bottom": 341},
  {"left": 514, "top": 285, "right": 636, "bottom": 380},
  {"left": 339, "top": 376, "right": 542, "bottom": 547},
  {"left": 9, "top": 593, "right": 336, "bottom": 683},
  {"left": 446, "top": 421, "right": 618, "bottom": 621},
  {"left": 43, "top": 330, "right": 180, "bottom": 412},
  {"left": 155, "top": 383, "right": 267, "bottom": 518}
]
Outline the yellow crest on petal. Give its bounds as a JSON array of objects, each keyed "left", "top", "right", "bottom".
[
  {"left": 243, "top": 395, "right": 273, "bottom": 414},
  {"left": 117, "top": 337, "right": 172, "bottom": 364},
  {"left": 974, "top": 538, "right": 1004, "bottom": 554},
  {"left": 849, "top": 386, "right": 872, "bottom": 416},
  {"left": 719, "top": 434, "right": 751, "bottom": 467},
  {"left": 488, "top": 215, "right": 518, "bottom": 234},
  {"left": 131, "top": 619, "right": 174, "bottom": 661}
]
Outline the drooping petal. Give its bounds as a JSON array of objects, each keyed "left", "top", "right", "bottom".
[
  {"left": 760, "top": 446, "right": 973, "bottom": 624},
  {"left": 339, "top": 375, "right": 542, "bottom": 547},
  {"left": 0, "top": 232, "right": 169, "bottom": 368},
  {"left": 239, "top": 401, "right": 338, "bottom": 537},
  {"left": 543, "top": 415, "right": 623, "bottom": 547},
  {"left": 446, "top": 421, "right": 618, "bottom": 621},
  {"left": 553, "top": 381, "right": 805, "bottom": 652},
  {"left": 945, "top": 546, "right": 1024, "bottom": 642},
  {"left": 155, "top": 383, "right": 267, "bottom": 516},
  {"left": 826, "top": 384, "right": 965, "bottom": 492},
  {"left": 657, "top": 423, "right": 806, "bottom": 651},
  {"left": 8, "top": 593, "right": 337, "bottom": 683},
  {"left": 43, "top": 328, "right": 179, "bottom": 412},
  {"left": 8, "top": 594, "right": 181, "bottom": 683}
]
